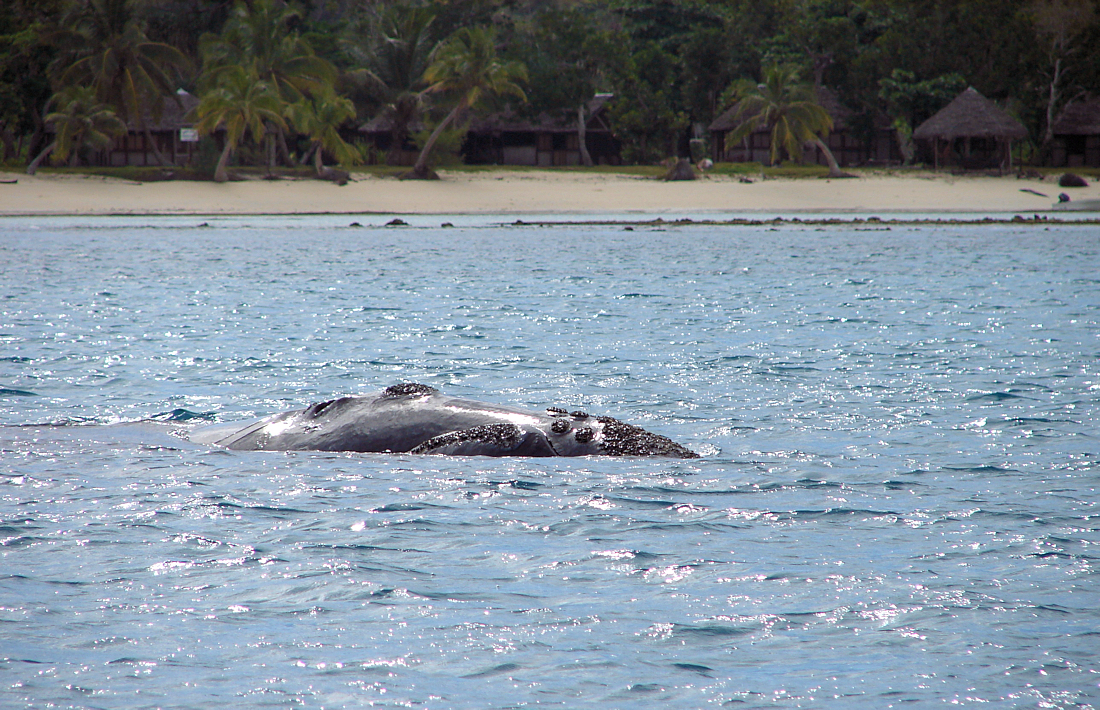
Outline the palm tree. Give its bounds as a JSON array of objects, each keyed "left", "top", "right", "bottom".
[
  {"left": 407, "top": 26, "right": 527, "bottom": 179},
  {"left": 194, "top": 64, "right": 286, "bottom": 182},
  {"left": 27, "top": 85, "right": 126, "bottom": 174},
  {"left": 287, "top": 89, "right": 361, "bottom": 177},
  {"left": 199, "top": 0, "right": 336, "bottom": 168},
  {"left": 723, "top": 64, "right": 848, "bottom": 178},
  {"left": 50, "top": 0, "right": 190, "bottom": 166},
  {"left": 343, "top": 5, "right": 437, "bottom": 165}
]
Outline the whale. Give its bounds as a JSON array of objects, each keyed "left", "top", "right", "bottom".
[{"left": 189, "top": 383, "right": 698, "bottom": 458}]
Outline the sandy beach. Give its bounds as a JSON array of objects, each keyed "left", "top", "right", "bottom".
[{"left": 1, "top": 169, "right": 1097, "bottom": 217}]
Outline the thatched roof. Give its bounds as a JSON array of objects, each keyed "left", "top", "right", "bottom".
[
  {"left": 358, "top": 115, "right": 429, "bottom": 134},
  {"left": 132, "top": 89, "right": 199, "bottom": 131},
  {"left": 1051, "top": 96, "right": 1100, "bottom": 135},
  {"left": 913, "top": 87, "right": 1027, "bottom": 141},
  {"left": 360, "top": 93, "right": 614, "bottom": 135},
  {"left": 709, "top": 87, "right": 854, "bottom": 132},
  {"left": 45, "top": 89, "right": 198, "bottom": 134},
  {"left": 473, "top": 93, "right": 613, "bottom": 134}
]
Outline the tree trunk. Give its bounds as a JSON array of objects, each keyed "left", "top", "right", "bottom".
[
  {"left": 141, "top": 120, "right": 172, "bottom": 167},
  {"left": 266, "top": 130, "right": 276, "bottom": 176},
  {"left": 313, "top": 140, "right": 324, "bottom": 176},
  {"left": 409, "top": 102, "right": 462, "bottom": 178},
  {"left": 26, "top": 141, "right": 56, "bottom": 175},
  {"left": 1043, "top": 56, "right": 1063, "bottom": 152},
  {"left": 27, "top": 105, "right": 46, "bottom": 169},
  {"left": 277, "top": 124, "right": 293, "bottom": 167},
  {"left": 300, "top": 142, "right": 317, "bottom": 166},
  {"left": 214, "top": 140, "right": 233, "bottom": 182},
  {"left": 0, "top": 124, "right": 14, "bottom": 163},
  {"left": 811, "top": 136, "right": 848, "bottom": 178},
  {"left": 894, "top": 125, "right": 914, "bottom": 165},
  {"left": 578, "top": 104, "right": 593, "bottom": 167},
  {"left": 388, "top": 120, "right": 409, "bottom": 166}
]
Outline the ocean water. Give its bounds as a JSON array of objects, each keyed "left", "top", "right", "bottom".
[{"left": 0, "top": 215, "right": 1097, "bottom": 709}]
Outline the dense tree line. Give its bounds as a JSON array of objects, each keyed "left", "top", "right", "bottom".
[{"left": 2, "top": 0, "right": 1098, "bottom": 173}]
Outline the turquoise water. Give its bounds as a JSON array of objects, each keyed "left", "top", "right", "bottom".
[{"left": 1, "top": 216, "right": 1098, "bottom": 708}]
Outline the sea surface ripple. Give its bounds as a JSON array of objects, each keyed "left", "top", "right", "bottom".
[{"left": 0, "top": 216, "right": 1097, "bottom": 708}]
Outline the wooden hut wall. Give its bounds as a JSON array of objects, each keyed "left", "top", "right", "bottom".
[
  {"left": 105, "top": 130, "right": 195, "bottom": 167},
  {"left": 464, "top": 129, "right": 619, "bottom": 166},
  {"left": 1050, "top": 135, "right": 1100, "bottom": 168},
  {"left": 714, "top": 127, "right": 895, "bottom": 167}
]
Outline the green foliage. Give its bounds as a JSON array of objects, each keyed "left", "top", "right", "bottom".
[
  {"left": 196, "top": 65, "right": 284, "bottom": 146},
  {"left": 49, "top": 0, "right": 191, "bottom": 129},
  {"left": 195, "top": 63, "right": 286, "bottom": 180},
  {"left": 520, "top": 5, "right": 622, "bottom": 116},
  {"left": 607, "top": 42, "right": 689, "bottom": 164},
  {"left": 878, "top": 69, "right": 968, "bottom": 128},
  {"left": 286, "top": 89, "right": 361, "bottom": 170},
  {"left": 411, "top": 121, "right": 467, "bottom": 168},
  {"left": 411, "top": 25, "right": 527, "bottom": 175},
  {"left": 722, "top": 64, "right": 833, "bottom": 165},
  {"left": 341, "top": 4, "right": 438, "bottom": 165},
  {"left": 424, "top": 25, "right": 527, "bottom": 109},
  {"left": 44, "top": 84, "right": 126, "bottom": 165},
  {"left": 199, "top": 0, "right": 335, "bottom": 103},
  {"left": 0, "top": 0, "right": 58, "bottom": 149},
  {"left": 5, "top": 0, "right": 1100, "bottom": 172}
]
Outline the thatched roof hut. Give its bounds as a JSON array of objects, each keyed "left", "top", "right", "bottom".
[
  {"left": 1051, "top": 96, "right": 1100, "bottom": 135},
  {"left": 45, "top": 89, "right": 201, "bottom": 167},
  {"left": 913, "top": 87, "right": 1027, "bottom": 170},
  {"left": 709, "top": 87, "right": 901, "bottom": 167},
  {"left": 1050, "top": 96, "right": 1100, "bottom": 168},
  {"left": 360, "top": 94, "right": 620, "bottom": 167}
]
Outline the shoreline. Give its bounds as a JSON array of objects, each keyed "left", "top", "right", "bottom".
[{"left": 2, "top": 168, "right": 1098, "bottom": 218}]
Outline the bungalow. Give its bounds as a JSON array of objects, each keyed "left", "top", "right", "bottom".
[
  {"left": 356, "top": 114, "right": 425, "bottom": 166},
  {"left": 464, "top": 93, "right": 620, "bottom": 166},
  {"left": 359, "top": 93, "right": 621, "bottom": 167},
  {"left": 708, "top": 88, "right": 899, "bottom": 167},
  {"left": 912, "top": 87, "right": 1028, "bottom": 171},
  {"left": 1049, "top": 96, "right": 1100, "bottom": 168},
  {"left": 109, "top": 89, "right": 201, "bottom": 167},
  {"left": 45, "top": 89, "right": 201, "bottom": 168}
]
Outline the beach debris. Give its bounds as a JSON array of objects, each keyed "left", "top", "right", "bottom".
[
  {"left": 696, "top": 158, "right": 714, "bottom": 171},
  {"left": 1059, "top": 172, "right": 1088, "bottom": 187},
  {"left": 349, "top": 221, "right": 363, "bottom": 227},
  {"left": 1019, "top": 188, "right": 1048, "bottom": 197},
  {"left": 441, "top": 222, "right": 454, "bottom": 228},
  {"left": 738, "top": 176, "right": 754, "bottom": 184},
  {"left": 386, "top": 218, "right": 408, "bottom": 226},
  {"left": 1058, "top": 193, "right": 1071, "bottom": 202}
]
